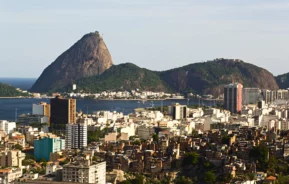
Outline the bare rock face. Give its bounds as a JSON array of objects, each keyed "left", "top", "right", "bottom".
[{"left": 30, "top": 31, "right": 113, "bottom": 92}]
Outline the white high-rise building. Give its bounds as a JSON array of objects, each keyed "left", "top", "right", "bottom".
[
  {"left": 0, "top": 120, "right": 16, "bottom": 134},
  {"left": 65, "top": 123, "right": 87, "bottom": 149},
  {"left": 168, "top": 103, "right": 188, "bottom": 120}
]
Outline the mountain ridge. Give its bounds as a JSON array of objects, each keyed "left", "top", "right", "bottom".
[
  {"left": 29, "top": 31, "right": 285, "bottom": 95},
  {"left": 57, "top": 58, "right": 279, "bottom": 96}
]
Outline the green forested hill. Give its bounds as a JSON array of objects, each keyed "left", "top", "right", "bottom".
[
  {"left": 276, "top": 73, "right": 289, "bottom": 89},
  {"left": 60, "top": 59, "right": 279, "bottom": 96},
  {"left": 159, "top": 58, "right": 279, "bottom": 95},
  {"left": 66, "top": 63, "right": 171, "bottom": 93},
  {"left": 0, "top": 83, "right": 28, "bottom": 97}
]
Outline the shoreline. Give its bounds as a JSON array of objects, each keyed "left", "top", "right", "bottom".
[
  {"left": 0, "top": 96, "right": 29, "bottom": 99},
  {"left": 95, "top": 98, "right": 185, "bottom": 101},
  {"left": 0, "top": 97, "right": 223, "bottom": 101}
]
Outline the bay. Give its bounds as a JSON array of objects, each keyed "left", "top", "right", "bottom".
[{"left": 0, "top": 98, "right": 216, "bottom": 121}]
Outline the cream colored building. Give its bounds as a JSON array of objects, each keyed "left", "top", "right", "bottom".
[
  {"left": 46, "top": 163, "right": 63, "bottom": 175},
  {"left": 9, "top": 132, "right": 25, "bottom": 147},
  {"left": 0, "top": 150, "right": 25, "bottom": 168},
  {"left": 62, "top": 161, "right": 106, "bottom": 184},
  {"left": 104, "top": 132, "right": 117, "bottom": 142}
]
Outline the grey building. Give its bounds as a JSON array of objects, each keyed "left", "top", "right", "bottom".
[
  {"left": 65, "top": 123, "right": 87, "bottom": 150},
  {"left": 242, "top": 88, "right": 262, "bottom": 105}
]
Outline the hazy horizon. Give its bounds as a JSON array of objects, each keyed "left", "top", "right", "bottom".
[{"left": 1, "top": 0, "right": 289, "bottom": 77}]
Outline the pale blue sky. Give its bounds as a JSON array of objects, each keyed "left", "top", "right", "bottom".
[{"left": 0, "top": 0, "right": 289, "bottom": 77}]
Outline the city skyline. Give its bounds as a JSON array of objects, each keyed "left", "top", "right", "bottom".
[{"left": 1, "top": 0, "right": 289, "bottom": 77}]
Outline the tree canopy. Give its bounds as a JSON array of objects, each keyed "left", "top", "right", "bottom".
[
  {"left": 174, "top": 176, "right": 194, "bottom": 184},
  {"left": 249, "top": 145, "right": 269, "bottom": 170},
  {"left": 0, "top": 83, "right": 29, "bottom": 97},
  {"left": 182, "top": 152, "right": 199, "bottom": 167},
  {"left": 203, "top": 171, "right": 216, "bottom": 184}
]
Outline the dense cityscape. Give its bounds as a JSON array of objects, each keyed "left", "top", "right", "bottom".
[
  {"left": 2, "top": 1, "right": 289, "bottom": 184},
  {"left": 0, "top": 83, "right": 289, "bottom": 183}
]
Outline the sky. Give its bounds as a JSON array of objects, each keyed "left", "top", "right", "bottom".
[{"left": 0, "top": 0, "right": 289, "bottom": 78}]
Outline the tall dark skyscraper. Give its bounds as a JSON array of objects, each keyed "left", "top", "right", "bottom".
[
  {"left": 50, "top": 96, "right": 76, "bottom": 131},
  {"left": 224, "top": 83, "right": 243, "bottom": 113}
]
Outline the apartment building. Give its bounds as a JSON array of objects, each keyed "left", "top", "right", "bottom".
[
  {"left": 65, "top": 123, "right": 87, "bottom": 150},
  {"left": 224, "top": 83, "right": 243, "bottom": 113},
  {"left": 50, "top": 96, "right": 76, "bottom": 131},
  {"left": 0, "top": 150, "right": 25, "bottom": 168},
  {"left": 62, "top": 160, "right": 106, "bottom": 184},
  {"left": 0, "top": 120, "right": 16, "bottom": 134},
  {"left": 0, "top": 168, "right": 22, "bottom": 183},
  {"left": 168, "top": 103, "right": 188, "bottom": 120}
]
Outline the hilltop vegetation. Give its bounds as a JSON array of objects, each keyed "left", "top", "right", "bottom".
[
  {"left": 64, "top": 63, "right": 171, "bottom": 93},
  {"left": 276, "top": 73, "right": 289, "bottom": 89},
  {"left": 0, "top": 83, "right": 28, "bottom": 97},
  {"left": 59, "top": 59, "right": 278, "bottom": 96},
  {"left": 159, "top": 58, "right": 279, "bottom": 95}
]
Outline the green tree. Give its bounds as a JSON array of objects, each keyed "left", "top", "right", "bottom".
[
  {"left": 145, "top": 178, "right": 161, "bottom": 184},
  {"left": 121, "top": 173, "right": 145, "bottom": 184},
  {"left": 221, "top": 135, "right": 230, "bottom": 145},
  {"left": 182, "top": 152, "right": 199, "bottom": 167},
  {"left": 174, "top": 176, "right": 194, "bottom": 184},
  {"left": 249, "top": 145, "right": 269, "bottom": 170},
  {"left": 268, "top": 156, "right": 278, "bottom": 173},
  {"left": 203, "top": 171, "right": 216, "bottom": 184},
  {"left": 87, "top": 128, "right": 109, "bottom": 143},
  {"left": 39, "top": 158, "right": 47, "bottom": 163},
  {"left": 247, "top": 173, "right": 255, "bottom": 180},
  {"left": 12, "top": 144, "right": 23, "bottom": 151},
  {"left": 59, "top": 159, "right": 70, "bottom": 166},
  {"left": 132, "top": 174, "right": 145, "bottom": 184},
  {"left": 133, "top": 140, "right": 141, "bottom": 145},
  {"left": 25, "top": 154, "right": 36, "bottom": 160},
  {"left": 223, "top": 174, "right": 232, "bottom": 183},
  {"left": 277, "top": 174, "right": 289, "bottom": 184},
  {"left": 152, "top": 133, "right": 159, "bottom": 142},
  {"left": 22, "top": 159, "right": 35, "bottom": 166},
  {"left": 171, "top": 159, "right": 181, "bottom": 169},
  {"left": 191, "top": 129, "right": 199, "bottom": 138},
  {"left": 120, "top": 181, "right": 132, "bottom": 184}
]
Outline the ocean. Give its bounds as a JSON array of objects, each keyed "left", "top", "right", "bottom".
[{"left": 0, "top": 78, "right": 36, "bottom": 90}]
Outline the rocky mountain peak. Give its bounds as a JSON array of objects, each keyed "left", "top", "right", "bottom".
[{"left": 30, "top": 31, "right": 113, "bottom": 92}]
